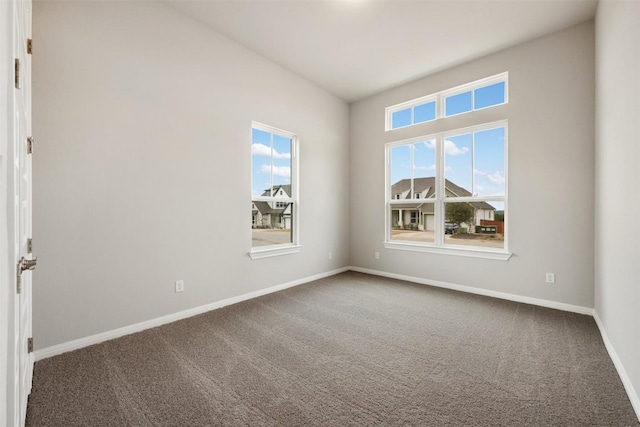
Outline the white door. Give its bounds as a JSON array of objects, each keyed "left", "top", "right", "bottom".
[{"left": 6, "top": 0, "right": 34, "bottom": 425}]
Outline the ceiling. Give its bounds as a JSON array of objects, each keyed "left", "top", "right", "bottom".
[{"left": 166, "top": 0, "right": 597, "bottom": 102}]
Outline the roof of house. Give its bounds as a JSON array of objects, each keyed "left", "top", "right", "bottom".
[
  {"left": 260, "top": 184, "right": 291, "bottom": 197},
  {"left": 391, "top": 177, "right": 495, "bottom": 211}
]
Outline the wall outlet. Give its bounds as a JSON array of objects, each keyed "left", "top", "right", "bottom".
[
  {"left": 545, "top": 273, "right": 555, "bottom": 284},
  {"left": 175, "top": 280, "right": 184, "bottom": 292},
  {"left": 375, "top": 252, "right": 380, "bottom": 260},
  {"left": 328, "top": 252, "right": 333, "bottom": 260}
]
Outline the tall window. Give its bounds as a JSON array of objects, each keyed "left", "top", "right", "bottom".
[
  {"left": 251, "top": 122, "right": 298, "bottom": 257},
  {"left": 386, "top": 121, "right": 507, "bottom": 255}
]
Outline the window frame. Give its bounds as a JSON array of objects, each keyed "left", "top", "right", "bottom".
[
  {"left": 249, "top": 122, "right": 301, "bottom": 260},
  {"left": 385, "top": 72, "right": 508, "bottom": 131},
  {"left": 384, "top": 120, "right": 510, "bottom": 260}
]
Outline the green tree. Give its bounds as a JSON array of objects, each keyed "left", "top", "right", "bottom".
[{"left": 445, "top": 203, "right": 474, "bottom": 229}]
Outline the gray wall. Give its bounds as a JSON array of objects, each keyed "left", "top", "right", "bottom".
[
  {"left": 349, "top": 22, "right": 595, "bottom": 308},
  {"left": 32, "top": 1, "right": 350, "bottom": 349},
  {"left": 595, "top": 0, "right": 640, "bottom": 413}
]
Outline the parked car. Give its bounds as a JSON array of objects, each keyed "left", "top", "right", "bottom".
[{"left": 444, "top": 223, "right": 459, "bottom": 234}]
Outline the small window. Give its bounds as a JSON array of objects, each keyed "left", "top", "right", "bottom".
[
  {"left": 445, "top": 91, "right": 472, "bottom": 117},
  {"left": 414, "top": 101, "right": 436, "bottom": 124},
  {"left": 391, "top": 108, "right": 412, "bottom": 129},
  {"left": 251, "top": 123, "right": 298, "bottom": 254},
  {"left": 415, "top": 193, "right": 421, "bottom": 199},
  {"left": 474, "top": 81, "right": 506, "bottom": 110},
  {"left": 386, "top": 73, "right": 508, "bottom": 131}
]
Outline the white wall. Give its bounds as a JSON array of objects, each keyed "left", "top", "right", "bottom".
[
  {"left": 595, "top": 0, "right": 640, "bottom": 416},
  {"left": 350, "top": 22, "right": 595, "bottom": 308},
  {"left": 32, "top": 1, "right": 349, "bottom": 349}
]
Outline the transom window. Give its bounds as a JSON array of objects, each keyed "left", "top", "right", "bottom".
[
  {"left": 250, "top": 122, "right": 299, "bottom": 258},
  {"left": 386, "top": 121, "right": 507, "bottom": 255},
  {"left": 386, "top": 72, "right": 508, "bottom": 131}
]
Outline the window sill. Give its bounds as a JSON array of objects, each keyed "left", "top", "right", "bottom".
[
  {"left": 383, "top": 241, "right": 512, "bottom": 261},
  {"left": 249, "top": 245, "right": 302, "bottom": 260}
]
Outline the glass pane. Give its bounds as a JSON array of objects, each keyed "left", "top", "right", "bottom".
[
  {"left": 252, "top": 201, "right": 294, "bottom": 247},
  {"left": 474, "top": 81, "right": 505, "bottom": 110},
  {"left": 414, "top": 101, "right": 436, "bottom": 124},
  {"left": 391, "top": 108, "right": 411, "bottom": 129},
  {"left": 390, "top": 145, "right": 411, "bottom": 200},
  {"left": 474, "top": 127, "right": 505, "bottom": 197},
  {"left": 445, "top": 91, "right": 472, "bottom": 116},
  {"left": 444, "top": 202, "right": 504, "bottom": 249},
  {"left": 444, "top": 133, "right": 472, "bottom": 197},
  {"left": 389, "top": 204, "right": 435, "bottom": 243},
  {"left": 251, "top": 128, "right": 272, "bottom": 197},
  {"left": 413, "top": 140, "right": 436, "bottom": 198},
  {"left": 272, "top": 134, "right": 292, "bottom": 189}
]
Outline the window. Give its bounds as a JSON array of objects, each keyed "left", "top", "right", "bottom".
[
  {"left": 386, "top": 121, "right": 508, "bottom": 258},
  {"left": 250, "top": 122, "right": 299, "bottom": 259},
  {"left": 386, "top": 73, "right": 508, "bottom": 130},
  {"left": 444, "top": 80, "right": 507, "bottom": 117},
  {"left": 390, "top": 100, "right": 437, "bottom": 129}
]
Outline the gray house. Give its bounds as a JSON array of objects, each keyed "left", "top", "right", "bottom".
[
  {"left": 252, "top": 185, "right": 292, "bottom": 229},
  {"left": 391, "top": 177, "right": 495, "bottom": 231}
]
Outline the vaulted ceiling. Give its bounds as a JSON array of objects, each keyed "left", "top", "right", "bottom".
[{"left": 166, "top": 0, "right": 597, "bottom": 102}]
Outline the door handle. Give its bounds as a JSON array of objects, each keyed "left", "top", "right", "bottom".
[
  {"left": 19, "top": 256, "right": 37, "bottom": 272},
  {"left": 16, "top": 256, "right": 36, "bottom": 294}
]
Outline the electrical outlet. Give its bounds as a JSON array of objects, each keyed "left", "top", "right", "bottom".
[
  {"left": 175, "top": 280, "right": 184, "bottom": 292},
  {"left": 328, "top": 252, "right": 333, "bottom": 260},
  {"left": 545, "top": 273, "right": 555, "bottom": 284},
  {"left": 375, "top": 252, "right": 380, "bottom": 260}
]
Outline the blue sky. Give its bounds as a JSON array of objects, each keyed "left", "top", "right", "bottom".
[
  {"left": 390, "top": 125, "right": 505, "bottom": 209},
  {"left": 251, "top": 128, "right": 291, "bottom": 197},
  {"left": 392, "top": 81, "right": 505, "bottom": 129}
]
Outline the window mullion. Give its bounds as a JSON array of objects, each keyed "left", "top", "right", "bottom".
[{"left": 435, "top": 135, "right": 444, "bottom": 246}]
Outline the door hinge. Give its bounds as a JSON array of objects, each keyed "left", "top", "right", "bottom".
[
  {"left": 15, "top": 58, "right": 21, "bottom": 89},
  {"left": 27, "top": 39, "right": 33, "bottom": 55},
  {"left": 28, "top": 238, "right": 33, "bottom": 253},
  {"left": 27, "top": 137, "right": 33, "bottom": 154},
  {"left": 28, "top": 338, "right": 33, "bottom": 353}
]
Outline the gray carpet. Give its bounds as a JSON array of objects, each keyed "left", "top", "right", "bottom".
[{"left": 26, "top": 271, "right": 639, "bottom": 426}]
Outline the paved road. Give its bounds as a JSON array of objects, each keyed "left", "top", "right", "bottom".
[{"left": 252, "top": 229, "right": 292, "bottom": 247}]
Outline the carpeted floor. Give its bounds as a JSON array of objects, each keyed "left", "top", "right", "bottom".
[{"left": 26, "top": 271, "right": 639, "bottom": 426}]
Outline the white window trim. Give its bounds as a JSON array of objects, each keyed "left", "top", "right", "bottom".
[
  {"left": 385, "top": 72, "right": 508, "bottom": 131},
  {"left": 385, "top": 120, "right": 510, "bottom": 259},
  {"left": 250, "top": 122, "right": 301, "bottom": 259}
]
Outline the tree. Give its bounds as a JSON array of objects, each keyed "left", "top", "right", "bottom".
[{"left": 445, "top": 203, "right": 474, "bottom": 229}]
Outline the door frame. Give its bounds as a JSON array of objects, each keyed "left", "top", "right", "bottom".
[{"left": 2, "top": 0, "right": 33, "bottom": 425}]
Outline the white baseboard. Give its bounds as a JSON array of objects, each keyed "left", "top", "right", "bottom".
[
  {"left": 348, "top": 266, "right": 594, "bottom": 315},
  {"left": 593, "top": 311, "right": 640, "bottom": 422},
  {"left": 34, "top": 267, "right": 349, "bottom": 361}
]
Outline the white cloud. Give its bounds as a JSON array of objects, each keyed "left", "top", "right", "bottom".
[
  {"left": 260, "top": 164, "right": 290, "bottom": 178},
  {"left": 423, "top": 140, "right": 436, "bottom": 150},
  {"left": 251, "top": 143, "right": 291, "bottom": 159},
  {"left": 487, "top": 171, "right": 505, "bottom": 185},
  {"left": 444, "top": 140, "right": 469, "bottom": 156},
  {"left": 414, "top": 164, "right": 436, "bottom": 171},
  {"left": 474, "top": 169, "right": 505, "bottom": 185}
]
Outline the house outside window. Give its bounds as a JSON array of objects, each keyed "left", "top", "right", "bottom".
[
  {"left": 250, "top": 122, "right": 299, "bottom": 259},
  {"left": 385, "top": 121, "right": 508, "bottom": 258}
]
